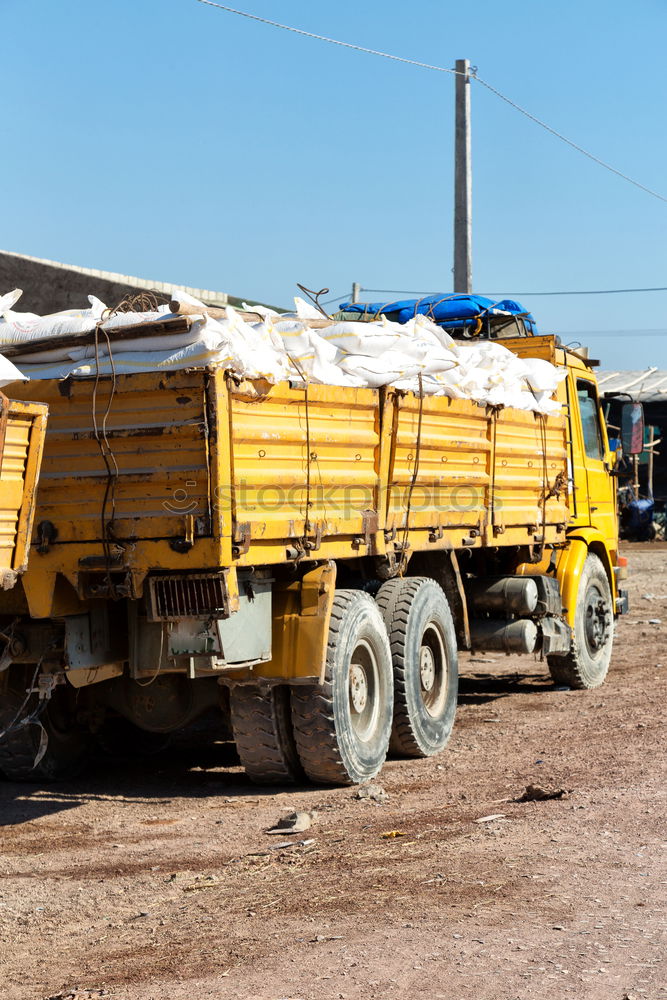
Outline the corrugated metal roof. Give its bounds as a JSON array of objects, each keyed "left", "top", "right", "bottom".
[{"left": 597, "top": 368, "right": 667, "bottom": 401}]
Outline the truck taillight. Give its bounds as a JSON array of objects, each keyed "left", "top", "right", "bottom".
[{"left": 616, "top": 555, "right": 628, "bottom": 581}]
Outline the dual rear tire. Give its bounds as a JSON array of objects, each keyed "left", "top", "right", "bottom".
[
  {"left": 232, "top": 580, "right": 459, "bottom": 786},
  {"left": 376, "top": 577, "right": 458, "bottom": 758},
  {"left": 290, "top": 589, "right": 394, "bottom": 785},
  {"left": 0, "top": 580, "right": 459, "bottom": 787},
  {"left": 230, "top": 684, "right": 303, "bottom": 785}
]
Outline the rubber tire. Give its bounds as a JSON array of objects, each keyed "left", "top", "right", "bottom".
[
  {"left": 376, "top": 577, "right": 459, "bottom": 757},
  {"left": 547, "top": 553, "right": 614, "bottom": 689},
  {"left": 0, "top": 667, "right": 89, "bottom": 782},
  {"left": 230, "top": 685, "right": 303, "bottom": 785},
  {"left": 290, "top": 589, "right": 394, "bottom": 786}
]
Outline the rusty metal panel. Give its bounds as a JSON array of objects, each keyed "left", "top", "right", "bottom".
[
  {"left": 10, "top": 372, "right": 211, "bottom": 543},
  {"left": 387, "top": 393, "right": 491, "bottom": 533},
  {"left": 491, "top": 408, "right": 568, "bottom": 535},
  {"left": 0, "top": 399, "right": 48, "bottom": 581},
  {"left": 229, "top": 381, "right": 381, "bottom": 553}
]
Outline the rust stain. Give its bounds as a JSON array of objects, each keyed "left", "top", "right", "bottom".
[{"left": 71, "top": 426, "right": 166, "bottom": 441}]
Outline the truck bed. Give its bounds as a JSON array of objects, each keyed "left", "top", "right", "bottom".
[{"left": 8, "top": 366, "right": 569, "bottom": 615}]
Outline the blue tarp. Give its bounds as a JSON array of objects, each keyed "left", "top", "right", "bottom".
[{"left": 339, "top": 293, "right": 537, "bottom": 335}]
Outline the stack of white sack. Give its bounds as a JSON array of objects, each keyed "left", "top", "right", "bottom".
[
  {"left": 0, "top": 289, "right": 566, "bottom": 415},
  {"left": 0, "top": 291, "right": 33, "bottom": 386}
]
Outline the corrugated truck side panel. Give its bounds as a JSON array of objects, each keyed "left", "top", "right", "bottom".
[
  {"left": 387, "top": 392, "right": 568, "bottom": 551},
  {"left": 9, "top": 373, "right": 569, "bottom": 602},
  {"left": 228, "top": 380, "right": 385, "bottom": 565},
  {"left": 0, "top": 400, "right": 48, "bottom": 582},
  {"left": 20, "top": 372, "right": 211, "bottom": 544}
]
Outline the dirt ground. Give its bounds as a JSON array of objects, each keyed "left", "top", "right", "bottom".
[{"left": 0, "top": 548, "right": 665, "bottom": 1000}]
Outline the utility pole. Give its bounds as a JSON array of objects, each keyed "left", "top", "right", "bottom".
[{"left": 453, "top": 58, "right": 472, "bottom": 294}]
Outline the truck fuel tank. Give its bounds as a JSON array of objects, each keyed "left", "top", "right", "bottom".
[{"left": 469, "top": 576, "right": 538, "bottom": 616}]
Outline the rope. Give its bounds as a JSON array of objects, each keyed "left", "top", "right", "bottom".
[
  {"left": 0, "top": 662, "right": 44, "bottom": 742},
  {"left": 302, "top": 378, "right": 313, "bottom": 549},
  {"left": 490, "top": 408, "right": 499, "bottom": 536},
  {"left": 537, "top": 414, "right": 550, "bottom": 562},
  {"left": 134, "top": 624, "right": 166, "bottom": 687},
  {"left": 92, "top": 320, "right": 121, "bottom": 597},
  {"left": 114, "top": 291, "right": 169, "bottom": 313},
  {"left": 91, "top": 292, "right": 167, "bottom": 596},
  {"left": 398, "top": 374, "right": 424, "bottom": 576},
  {"left": 284, "top": 351, "right": 314, "bottom": 555},
  {"left": 412, "top": 293, "right": 461, "bottom": 322}
]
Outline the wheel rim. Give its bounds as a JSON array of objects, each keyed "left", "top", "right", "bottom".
[
  {"left": 583, "top": 583, "right": 612, "bottom": 659},
  {"left": 348, "top": 639, "right": 381, "bottom": 742},
  {"left": 419, "top": 622, "right": 448, "bottom": 718}
]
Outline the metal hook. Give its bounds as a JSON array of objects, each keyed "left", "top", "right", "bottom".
[{"left": 296, "top": 283, "right": 332, "bottom": 319}]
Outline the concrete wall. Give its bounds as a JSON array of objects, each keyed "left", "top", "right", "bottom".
[{"left": 0, "top": 250, "right": 274, "bottom": 314}]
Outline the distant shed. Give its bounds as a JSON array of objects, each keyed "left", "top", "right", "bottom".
[
  {"left": 598, "top": 369, "right": 667, "bottom": 506},
  {"left": 597, "top": 369, "right": 667, "bottom": 403}
]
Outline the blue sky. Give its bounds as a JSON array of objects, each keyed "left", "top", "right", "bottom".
[{"left": 3, "top": 0, "right": 666, "bottom": 369}]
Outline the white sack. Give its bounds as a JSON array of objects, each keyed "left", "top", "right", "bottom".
[
  {"left": 0, "top": 289, "right": 23, "bottom": 315},
  {"left": 0, "top": 353, "right": 28, "bottom": 387},
  {"left": 1, "top": 289, "right": 567, "bottom": 416}
]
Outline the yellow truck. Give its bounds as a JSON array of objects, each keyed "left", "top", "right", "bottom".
[
  {"left": 0, "top": 394, "right": 47, "bottom": 593},
  {"left": 0, "top": 393, "right": 48, "bottom": 587},
  {"left": 0, "top": 332, "right": 626, "bottom": 784},
  {"left": 0, "top": 390, "right": 48, "bottom": 761}
]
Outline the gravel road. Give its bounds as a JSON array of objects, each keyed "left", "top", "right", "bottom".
[{"left": 1, "top": 548, "right": 665, "bottom": 1000}]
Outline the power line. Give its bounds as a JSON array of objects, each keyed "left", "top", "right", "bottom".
[
  {"left": 196, "top": 1, "right": 459, "bottom": 75},
  {"left": 472, "top": 74, "right": 667, "bottom": 205},
  {"left": 359, "top": 286, "right": 667, "bottom": 298},
  {"left": 498, "top": 286, "right": 667, "bottom": 297},
  {"left": 197, "top": 1, "right": 667, "bottom": 205},
  {"left": 552, "top": 329, "right": 667, "bottom": 338},
  {"left": 319, "top": 292, "right": 348, "bottom": 306},
  {"left": 506, "top": 286, "right": 667, "bottom": 297}
]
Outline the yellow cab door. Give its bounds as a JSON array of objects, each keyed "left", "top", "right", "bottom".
[{"left": 570, "top": 373, "right": 618, "bottom": 547}]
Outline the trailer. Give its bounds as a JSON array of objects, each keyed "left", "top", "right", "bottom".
[
  {"left": 0, "top": 390, "right": 48, "bottom": 749},
  {"left": 0, "top": 328, "right": 623, "bottom": 785},
  {"left": 0, "top": 393, "right": 48, "bottom": 587}
]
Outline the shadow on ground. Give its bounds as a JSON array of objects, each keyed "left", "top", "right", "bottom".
[
  {"left": 1, "top": 669, "right": 561, "bottom": 825},
  {"left": 457, "top": 668, "right": 556, "bottom": 705},
  {"left": 0, "top": 739, "right": 310, "bottom": 826}
]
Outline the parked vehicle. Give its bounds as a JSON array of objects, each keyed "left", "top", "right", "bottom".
[
  {"left": 0, "top": 328, "right": 626, "bottom": 785},
  {"left": 0, "top": 390, "right": 48, "bottom": 763}
]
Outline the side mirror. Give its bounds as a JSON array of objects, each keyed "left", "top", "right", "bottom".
[{"left": 621, "top": 401, "right": 645, "bottom": 456}]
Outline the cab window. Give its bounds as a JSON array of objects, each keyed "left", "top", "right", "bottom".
[{"left": 577, "top": 380, "right": 604, "bottom": 461}]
